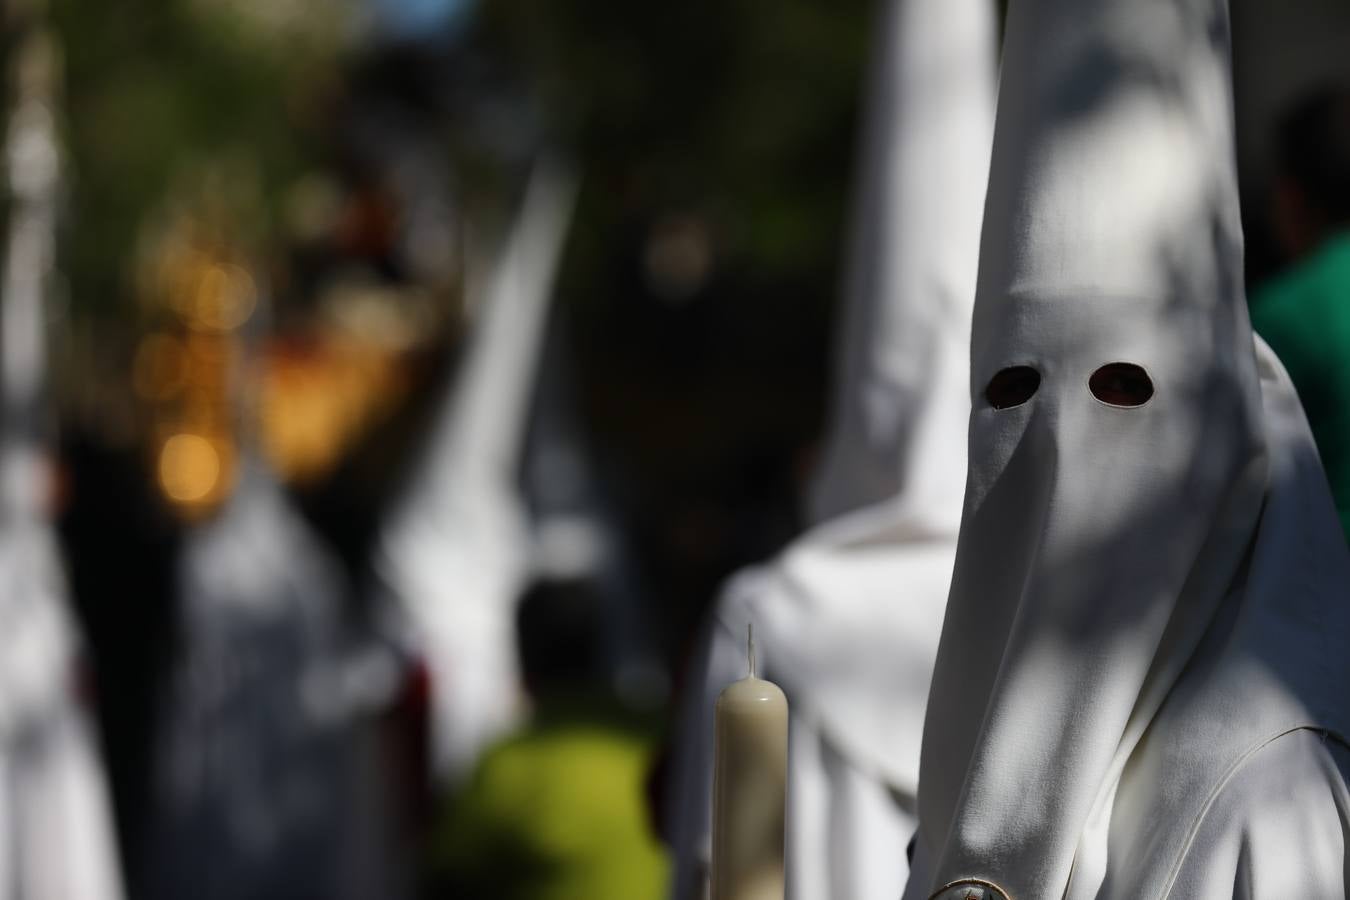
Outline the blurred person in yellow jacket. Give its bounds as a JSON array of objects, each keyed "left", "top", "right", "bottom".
[{"left": 429, "top": 578, "right": 668, "bottom": 900}]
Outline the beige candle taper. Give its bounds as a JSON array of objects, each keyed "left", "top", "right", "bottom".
[{"left": 710, "top": 624, "right": 788, "bottom": 900}]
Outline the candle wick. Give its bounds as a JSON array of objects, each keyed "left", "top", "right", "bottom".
[{"left": 748, "top": 623, "right": 756, "bottom": 679}]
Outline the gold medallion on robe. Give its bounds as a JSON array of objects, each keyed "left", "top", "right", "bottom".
[{"left": 929, "top": 878, "right": 1011, "bottom": 900}]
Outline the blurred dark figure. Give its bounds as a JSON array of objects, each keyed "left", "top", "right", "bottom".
[
  {"left": 1251, "top": 84, "right": 1350, "bottom": 538},
  {"left": 143, "top": 462, "right": 408, "bottom": 900},
  {"left": 59, "top": 434, "right": 178, "bottom": 891},
  {"left": 427, "top": 578, "right": 668, "bottom": 900}
]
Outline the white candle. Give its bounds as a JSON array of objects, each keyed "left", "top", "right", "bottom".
[{"left": 711, "top": 625, "right": 788, "bottom": 900}]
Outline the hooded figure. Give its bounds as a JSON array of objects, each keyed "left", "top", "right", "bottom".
[
  {"left": 146, "top": 460, "right": 403, "bottom": 900},
  {"left": 0, "top": 28, "right": 126, "bottom": 900},
  {"left": 374, "top": 161, "right": 577, "bottom": 782},
  {"left": 904, "top": 1, "right": 1350, "bottom": 898},
  {"left": 148, "top": 464, "right": 361, "bottom": 900},
  {"left": 147, "top": 247, "right": 403, "bottom": 897},
  {"left": 665, "top": 0, "right": 995, "bottom": 895}
]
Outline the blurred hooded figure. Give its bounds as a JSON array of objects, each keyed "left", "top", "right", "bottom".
[
  {"left": 374, "top": 161, "right": 577, "bottom": 783},
  {"left": 146, "top": 277, "right": 403, "bottom": 898},
  {"left": 664, "top": 0, "right": 996, "bottom": 895},
  {"left": 0, "top": 27, "right": 126, "bottom": 900},
  {"left": 146, "top": 459, "right": 403, "bottom": 900},
  {"left": 903, "top": 0, "right": 1350, "bottom": 898},
  {"left": 429, "top": 577, "right": 670, "bottom": 900}
]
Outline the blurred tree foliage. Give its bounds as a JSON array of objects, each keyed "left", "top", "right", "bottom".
[
  {"left": 460, "top": 0, "right": 877, "bottom": 642},
  {"left": 47, "top": 0, "right": 881, "bottom": 640},
  {"left": 51, "top": 0, "right": 873, "bottom": 313},
  {"left": 51, "top": 0, "right": 348, "bottom": 319},
  {"left": 473, "top": 0, "right": 870, "bottom": 296}
]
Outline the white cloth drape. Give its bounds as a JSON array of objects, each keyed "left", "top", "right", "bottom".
[
  {"left": 904, "top": 0, "right": 1350, "bottom": 898},
  {"left": 665, "top": 0, "right": 996, "bottom": 896}
]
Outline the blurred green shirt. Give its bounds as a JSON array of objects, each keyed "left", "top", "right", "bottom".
[
  {"left": 431, "top": 700, "right": 669, "bottom": 900},
  {"left": 1251, "top": 230, "right": 1350, "bottom": 539}
]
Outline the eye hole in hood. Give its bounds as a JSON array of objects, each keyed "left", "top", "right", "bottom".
[
  {"left": 1089, "top": 362, "right": 1154, "bottom": 407},
  {"left": 985, "top": 366, "right": 1041, "bottom": 409}
]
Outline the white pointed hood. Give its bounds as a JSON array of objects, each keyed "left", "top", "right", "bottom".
[
  {"left": 907, "top": 0, "right": 1350, "bottom": 898},
  {"left": 807, "top": 0, "right": 993, "bottom": 531},
  {"left": 0, "top": 28, "right": 125, "bottom": 900},
  {"left": 375, "top": 160, "right": 577, "bottom": 779},
  {"left": 0, "top": 29, "right": 68, "bottom": 738},
  {"left": 730, "top": 0, "right": 996, "bottom": 791}
]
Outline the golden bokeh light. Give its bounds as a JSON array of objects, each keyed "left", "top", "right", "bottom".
[
  {"left": 158, "top": 432, "right": 221, "bottom": 503},
  {"left": 190, "top": 263, "right": 257, "bottom": 331},
  {"left": 259, "top": 335, "right": 403, "bottom": 483}
]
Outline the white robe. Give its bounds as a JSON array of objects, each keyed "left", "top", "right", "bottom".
[
  {"left": 671, "top": 584, "right": 923, "bottom": 900},
  {"left": 902, "top": 0, "right": 1350, "bottom": 896},
  {"left": 665, "top": 0, "right": 996, "bottom": 896},
  {"left": 1164, "top": 730, "right": 1350, "bottom": 900}
]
